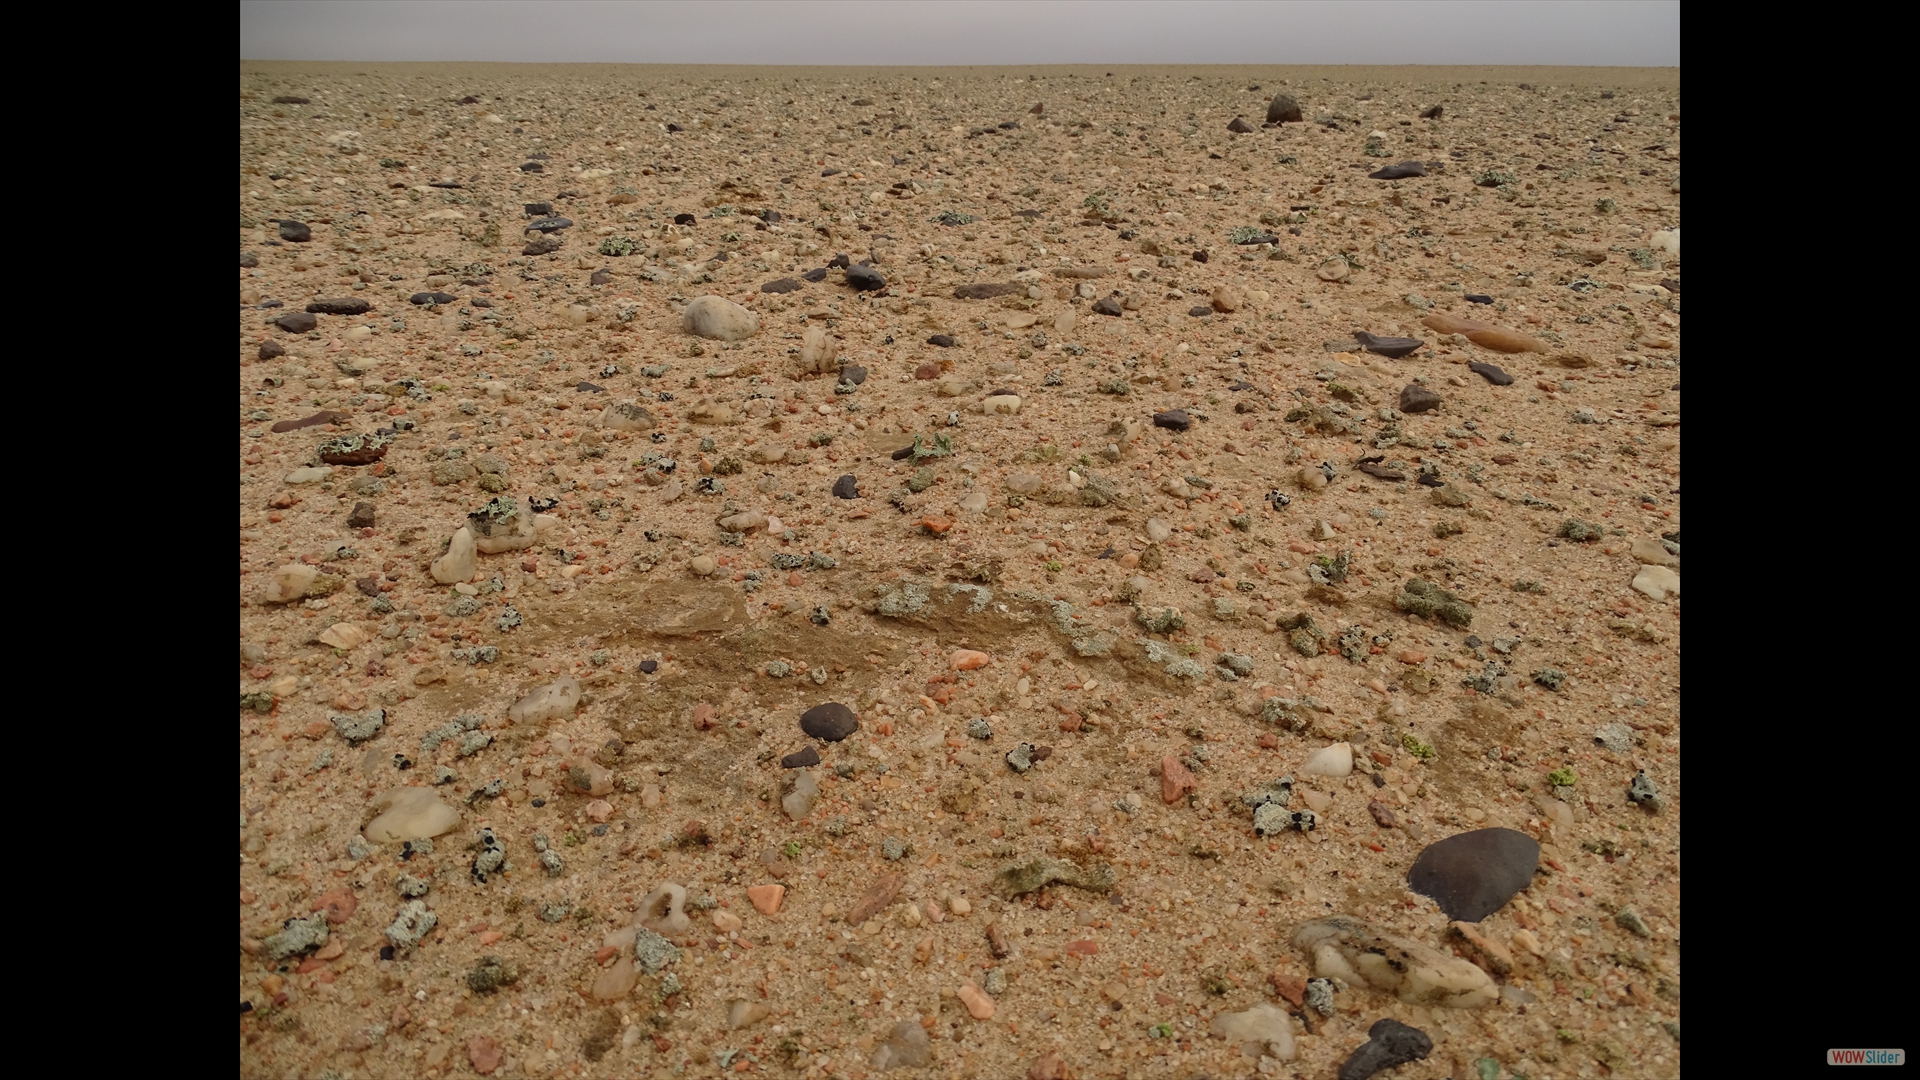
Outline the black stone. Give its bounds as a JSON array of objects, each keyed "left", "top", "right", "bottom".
[
  {"left": 590, "top": 270, "right": 613, "bottom": 285},
  {"left": 1191, "top": 249, "right": 1209, "bottom": 263},
  {"left": 710, "top": 252, "right": 730, "bottom": 263},
  {"left": 459, "top": 95, "right": 480, "bottom": 104},
  {"left": 1091, "top": 296, "right": 1123, "bottom": 316},
  {"left": 845, "top": 264, "right": 886, "bottom": 291},
  {"left": 240, "top": 1001, "right": 254, "bottom": 1014},
  {"left": 889, "top": 444, "right": 915, "bottom": 461},
  {"left": 278, "top": 220, "right": 311, "bottom": 243},
  {"left": 348, "top": 502, "right": 376, "bottom": 529},
  {"left": 379, "top": 945, "right": 396, "bottom": 961},
  {"left": 639, "top": 660, "right": 659, "bottom": 674},
  {"left": 821, "top": 167, "right": 841, "bottom": 176},
  {"left": 1354, "top": 331, "right": 1424, "bottom": 359},
  {"left": 1337, "top": 1018, "right": 1433, "bottom": 1080},
  {"left": 258, "top": 340, "right": 286, "bottom": 360},
  {"left": 666, "top": 122, "right": 684, "bottom": 132},
  {"left": 1659, "top": 278, "right": 1680, "bottom": 294},
  {"left": 800, "top": 702, "right": 859, "bottom": 742},
  {"left": 1466, "top": 361, "right": 1514, "bottom": 386},
  {"left": 1399, "top": 385, "right": 1443, "bottom": 413},
  {"left": 307, "top": 298, "right": 371, "bottom": 316},
  {"left": 1226, "top": 116, "right": 1255, "bottom": 133},
  {"left": 1266, "top": 92, "right": 1303, "bottom": 124},
  {"left": 519, "top": 161, "right": 544, "bottom": 172},
  {"left": 1188, "top": 306, "right": 1213, "bottom": 318},
  {"left": 927, "top": 334, "right": 955, "bottom": 347},
  {"left": 272, "top": 311, "right": 318, "bottom": 333},
  {"left": 762, "top": 277, "right": 803, "bottom": 294},
  {"left": 1407, "top": 827, "right": 1539, "bottom": 922},
  {"left": 1420, "top": 105, "right": 1444, "bottom": 120},
  {"left": 1464, "top": 294, "right": 1493, "bottom": 304},
  {"left": 781, "top": 746, "right": 822, "bottom": 769},
  {"left": 1367, "top": 160, "right": 1428, "bottom": 180},
  {"left": 240, "top": 251, "right": 258, "bottom": 268},
  {"left": 760, "top": 209, "right": 783, "bottom": 223},
  {"left": 524, "top": 202, "right": 554, "bottom": 216},
  {"left": 410, "top": 292, "right": 458, "bottom": 306},
  {"left": 838, "top": 365, "right": 867, "bottom": 385},
  {"left": 576, "top": 381, "right": 605, "bottom": 393},
  {"left": 525, "top": 216, "right": 573, "bottom": 233},
  {"left": 1152, "top": 409, "right": 1192, "bottom": 431},
  {"left": 428, "top": 181, "right": 463, "bottom": 189},
  {"left": 832, "top": 474, "right": 861, "bottom": 499},
  {"left": 673, "top": 212, "right": 697, "bottom": 225},
  {"left": 802, "top": 268, "right": 829, "bottom": 282},
  {"left": 523, "top": 236, "right": 563, "bottom": 256},
  {"left": 271, "top": 95, "right": 310, "bottom": 105}
]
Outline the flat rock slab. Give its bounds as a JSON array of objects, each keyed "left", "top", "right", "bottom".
[
  {"left": 1407, "top": 827, "right": 1539, "bottom": 922},
  {"left": 1367, "top": 161, "right": 1428, "bottom": 180},
  {"left": 761, "top": 278, "right": 804, "bottom": 293},
  {"left": 1355, "top": 331, "right": 1424, "bottom": 358},
  {"left": 1467, "top": 361, "right": 1514, "bottom": 386},
  {"left": 953, "top": 283, "right": 1025, "bottom": 300}
]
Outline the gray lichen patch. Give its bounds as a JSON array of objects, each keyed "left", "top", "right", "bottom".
[
  {"left": 1141, "top": 640, "right": 1205, "bottom": 679},
  {"left": 395, "top": 874, "right": 431, "bottom": 898},
  {"left": 331, "top": 709, "right": 386, "bottom": 744},
  {"left": 421, "top": 714, "right": 485, "bottom": 753},
  {"left": 992, "top": 855, "right": 1116, "bottom": 897},
  {"left": 263, "top": 911, "right": 331, "bottom": 961},
  {"left": 384, "top": 900, "right": 438, "bottom": 950},
  {"left": 1279, "top": 613, "right": 1327, "bottom": 657},
  {"left": 634, "top": 928, "right": 682, "bottom": 974},
  {"left": 466, "top": 955, "right": 520, "bottom": 993}
]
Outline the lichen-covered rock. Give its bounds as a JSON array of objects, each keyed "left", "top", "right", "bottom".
[
  {"left": 264, "top": 563, "right": 319, "bottom": 604},
  {"left": 1291, "top": 916, "right": 1497, "bottom": 1008},
  {"left": 263, "top": 911, "right": 331, "bottom": 961},
  {"left": 385, "top": 900, "right": 438, "bottom": 950},
  {"left": 993, "top": 856, "right": 1115, "bottom": 897},
  {"left": 1395, "top": 578, "right": 1474, "bottom": 628},
  {"left": 602, "top": 400, "right": 658, "bottom": 431}
]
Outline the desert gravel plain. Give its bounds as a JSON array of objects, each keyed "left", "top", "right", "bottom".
[{"left": 238, "top": 61, "right": 1681, "bottom": 1080}]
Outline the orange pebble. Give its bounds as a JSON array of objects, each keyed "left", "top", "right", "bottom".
[
  {"left": 950, "top": 649, "right": 991, "bottom": 671},
  {"left": 747, "top": 884, "right": 785, "bottom": 915}
]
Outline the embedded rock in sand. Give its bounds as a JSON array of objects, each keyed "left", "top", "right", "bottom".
[
  {"left": 1210, "top": 1002, "right": 1296, "bottom": 1060},
  {"left": 365, "top": 787, "right": 461, "bottom": 843},
  {"left": 1291, "top": 916, "right": 1497, "bottom": 1008},
  {"left": 430, "top": 527, "right": 477, "bottom": 584},
  {"left": 509, "top": 676, "right": 581, "bottom": 724},
  {"left": 637, "top": 882, "right": 691, "bottom": 935},
  {"left": 683, "top": 295, "right": 760, "bottom": 341}
]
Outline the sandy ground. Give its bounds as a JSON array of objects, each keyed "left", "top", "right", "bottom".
[{"left": 238, "top": 62, "right": 1679, "bottom": 1080}]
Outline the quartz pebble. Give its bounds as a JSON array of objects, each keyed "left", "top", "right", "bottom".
[
  {"left": 1300, "top": 742, "right": 1353, "bottom": 777},
  {"left": 1210, "top": 1001, "right": 1296, "bottom": 1060}
]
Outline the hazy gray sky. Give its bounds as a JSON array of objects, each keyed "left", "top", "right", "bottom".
[{"left": 240, "top": 1, "right": 1679, "bottom": 67}]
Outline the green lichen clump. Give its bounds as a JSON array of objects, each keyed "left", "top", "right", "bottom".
[
  {"left": 907, "top": 433, "right": 954, "bottom": 463},
  {"left": 1228, "top": 225, "right": 1270, "bottom": 244},
  {"left": 1401, "top": 732, "right": 1436, "bottom": 759},
  {"left": 1559, "top": 519, "right": 1604, "bottom": 542},
  {"left": 1136, "top": 606, "right": 1187, "bottom": 634},
  {"left": 1279, "top": 612, "right": 1327, "bottom": 657},
  {"left": 1533, "top": 667, "right": 1568, "bottom": 691},
  {"left": 317, "top": 432, "right": 394, "bottom": 457},
  {"left": 1395, "top": 578, "right": 1474, "bottom": 629},
  {"left": 1474, "top": 169, "right": 1518, "bottom": 188},
  {"left": 469, "top": 495, "right": 521, "bottom": 529},
  {"left": 1547, "top": 767, "right": 1577, "bottom": 788},
  {"left": 907, "top": 467, "right": 936, "bottom": 493},
  {"left": 597, "top": 236, "right": 637, "bottom": 257}
]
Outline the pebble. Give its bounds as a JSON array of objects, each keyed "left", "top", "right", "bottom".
[
  {"left": 524, "top": 216, "right": 572, "bottom": 233},
  {"left": 1354, "top": 331, "right": 1424, "bottom": 358},
  {"left": 982, "top": 394, "right": 1022, "bottom": 415},
  {"left": 1631, "top": 565, "right": 1680, "bottom": 602},
  {"left": 1145, "top": 518, "right": 1172, "bottom": 542},
  {"left": 689, "top": 555, "right": 718, "bottom": 576},
  {"left": 409, "top": 291, "right": 457, "bottom": 305},
  {"left": 1466, "top": 361, "right": 1514, "bottom": 385},
  {"left": 951, "top": 649, "right": 991, "bottom": 670},
  {"left": 591, "top": 956, "right": 638, "bottom": 1000},
  {"left": 953, "top": 282, "right": 1026, "bottom": 300},
  {"left": 285, "top": 466, "right": 332, "bottom": 485},
  {"left": 1300, "top": 743, "right": 1353, "bottom": 777},
  {"left": 1367, "top": 161, "right": 1427, "bottom": 180},
  {"left": 1317, "top": 257, "right": 1351, "bottom": 282},
  {"left": 1266, "top": 91, "right": 1303, "bottom": 124},
  {"left": 1161, "top": 755, "right": 1198, "bottom": 802},
  {"left": 1406, "top": 827, "right": 1540, "bottom": 922},
  {"left": 1398, "top": 385, "right": 1442, "bottom": 413},
  {"left": 279, "top": 220, "right": 312, "bottom": 243},
  {"left": 831, "top": 474, "right": 861, "bottom": 499},
  {"left": 1091, "top": 295, "right": 1123, "bottom": 316},
  {"left": 306, "top": 298, "right": 370, "bottom": 315},
  {"left": 1337, "top": 1018, "right": 1433, "bottom": 1080},
  {"left": 871, "top": 1020, "right": 931, "bottom": 1070},
  {"left": 846, "top": 263, "right": 886, "bottom": 291},
  {"left": 956, "top": 981, "right": 996, "bottom": 1019},
  {"left": 272, "top": 311, "right": 318, "bottom": 333},
  {"left": 781, "top": 746, "right": 821, "bottom": 768},
  {"left": 1152, "top": 409, "right": 1191, "bottom": 431},
  {"left": 683, "top": 295, "right": 760, "bottom": 341},
  {"left": 1210, "top": 1002, "right": 1296, "bottom": 1061},
  {"left": 928, "top": 333, "right": 956, "bottom": 347},
  {"left": 801, "top": 702, "right": 859, "bottom": 741},
  {"left": 1227, "top": 116, "right": 1256, "bottom": 133},
  {"left": 1631, "top": 537, "right": 1679, "bottom": 567},
  {"left": 639, "top": 883, "right": 691, "bottom": 935}
]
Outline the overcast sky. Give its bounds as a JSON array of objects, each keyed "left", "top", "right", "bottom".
[{"left": 240, "top": 1, "right": 1679, "bottom": 67}]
